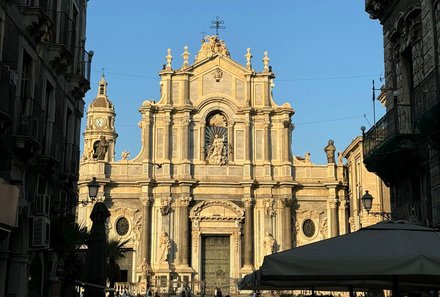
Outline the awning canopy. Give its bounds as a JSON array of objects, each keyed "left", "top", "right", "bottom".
[{"left": 239, "top": 221, "right": 440, "bottom": 292}]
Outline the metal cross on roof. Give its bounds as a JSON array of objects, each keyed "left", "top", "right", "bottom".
[{"left": 210, "top": 16, "right": 225, "bottom": 36}]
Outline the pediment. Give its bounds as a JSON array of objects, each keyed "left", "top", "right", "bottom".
[
  {"left": 188, "top": 55, "right": 248, "bottom": 105},
  {"left": 189, "top": 200, "right": 244, "bottom": 221}
]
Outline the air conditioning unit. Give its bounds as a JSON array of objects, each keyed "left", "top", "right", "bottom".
[
  {"left": 33, "top": 194, "right": 51, "bottom": 216},
  {"left": 32, "top": 216, "right": 50, "bottom": 249}
]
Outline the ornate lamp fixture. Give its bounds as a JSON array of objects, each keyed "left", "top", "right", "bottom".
[{"left": 87, "top": 177, "right": 100, "bottom": 201}]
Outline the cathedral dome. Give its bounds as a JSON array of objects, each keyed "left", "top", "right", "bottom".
[{"left": 91, "top": 96, "right": 113, "bottom": 109}]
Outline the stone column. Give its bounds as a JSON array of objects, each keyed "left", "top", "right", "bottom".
[
  {"left": 282, "top": 120, "right": 290, "bottom": 162},
  {"left": 179, "top": 197, "right": 192, "bottom": 267},
  {"left": 182, "top": 116, "right": 190, "bottom": 162},
  {"left": 140, "top": 195, "right": 152, "bottom": 269},
  {"left": 242, "top": 197, "right": 254, "bottom": 271},
  {"left": 283, "top": 198, "right": 292, "bottom": 250},
  {"left": 244, "top": 115, "right": 251, "bottom": 161},
  {"left": 328, "top": 199, "right": 340, "bottom": 237},
  {"left": 264, "top": 114, "right": 270, "bottom": 162},
  {"left": 164, "top": 111, "right": 171, "bottom": 162},
  {"left": 228, "top": 122, "right": 234, "bottom": 162},
  {"left": 200, "top": 123, "right": 205, "bottom": 161}
]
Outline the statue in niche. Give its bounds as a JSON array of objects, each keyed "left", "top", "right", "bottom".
[
  {"left": 205, "top": 112, "right": 228, "bottom": 165},
  {"left": 263, "top": 232, "right": 276, "bottom": 255},
  {"left": 95, "top": 135, "right": 109, "bottom": 160},
  {"left": 206, "top": 134, "right": 225, "bottom": 164},
  {"left": 159, "top": 231, "right": 171, "bottom": 263},
  {"left": 324, "top": 139, "right": 336, "bottom": 163}
]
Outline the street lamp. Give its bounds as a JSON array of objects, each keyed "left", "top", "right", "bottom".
[
  {"left": 87, "top": 177, "right": 100, "bottom": 201},
  {"left": 361, "top": 190, "right": 374, "bottom": 213},
  {"left": 361, "top": 190, "right": 392, "bottom": 220}
]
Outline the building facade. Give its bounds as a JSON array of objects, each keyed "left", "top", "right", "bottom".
[
  {"left": 0, "top": 0, "right": 92, "bottom": 296},
  {"left": 364, "top": 0, "right": 440, "bottom": 226},
  {"left": 343, "top": 136, "right": 390, "bottom": 231},
  {"left": 78, "top": 36, "right": 348, "bottom": 294}
]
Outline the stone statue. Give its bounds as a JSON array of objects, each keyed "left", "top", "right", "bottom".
[
  {"left": 121, "top": 150, "right": 130, "bottom": 160},
  {"left": 305, "top": 152, "right": 311, "bottom": 163},
  {"left": 206, "top": 134, "right": 225, "bottom": 164},
  {"left": 159, "top": 231, "right": 171, "bottom": 263},
  {"left": 263, "top": 232, "right": 276, "bottom": 255},
  {"left": 337, "top": 152, "right": 343, "bottom": 165},
  {"left": 324, "top": 139, "right": 336, "bottom": 163},
  {"left": 195, "top": 35, "right": 230, "bottom": 62},
  {"left": 96, "top": 136, "right": 109, "bottom": 160}
]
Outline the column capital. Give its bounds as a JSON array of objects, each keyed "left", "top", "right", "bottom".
[
  {"left": 242, "top": 197, "right": 254, "bottom": 208},
  {"left": 140, "top": 195, "right": 153, "bottom": 206},
  {"left": 264, "top": 198, "right": 276, "bottom": 217},
  {"left": 282, "top": 197, "right": 293, "bottom": 208},
  {"left": 178, "top": 196, "right": 192, "bottom": 207},
  {"left": 160, "top": 196, "right": 173, "bottom": 216},
  {"left": 327, "top": 199, "right": 340, "bottom": 209}
]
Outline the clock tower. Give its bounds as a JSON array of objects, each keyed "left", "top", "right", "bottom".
[{"left": 82, "top": 73, "right": 118, "bottom": 162}]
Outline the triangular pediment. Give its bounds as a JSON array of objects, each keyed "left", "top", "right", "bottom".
[{"left": 187, "top": 55, "right": 249, "bottom": 105}]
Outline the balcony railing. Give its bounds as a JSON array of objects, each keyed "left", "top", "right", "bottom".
[
  {"left": 64, "top": 142, "right": 80, "bottom": 175},
  {"left": 57, "top": 11, "right": 75, "bottom": 55},
  {"left": 414, "top": 69, "right": 440, "bottom": 123},
  {"left": 72, "top": 47, "right": 93, "bottom": 81},
  {"left": 363, "top": 104, "right": 413, "bottom": 157},
  {"left": 16, "top": 97, "right": 44, "bottom": 142}
]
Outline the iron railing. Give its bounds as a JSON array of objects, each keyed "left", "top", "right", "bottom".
[
  {"left": 363, "top": 104, "right": 413, "bottom": 157},
  {"left": 413, "top": 69, "right": 440, "bottom": 122},
  {"left": 64, "top": 142, "right": 80, "bottom": 174},
  {"left": 57, "top": 11, "right": 76, "bottom": 55}
]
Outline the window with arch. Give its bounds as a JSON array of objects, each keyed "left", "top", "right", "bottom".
[{"left": 205, "top": 111, "right": 229, "bottom": 165}]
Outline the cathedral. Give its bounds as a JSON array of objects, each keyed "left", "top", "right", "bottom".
[{"left": 77, "top": 35, "right": 348, "bottom": 294}]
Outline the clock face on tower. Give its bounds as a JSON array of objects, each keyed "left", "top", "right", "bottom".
[{"left": 94, "top": 117, "right": 106, "bottom": 128}]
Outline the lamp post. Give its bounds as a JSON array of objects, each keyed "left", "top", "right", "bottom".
[
  {"left": 84, "top": 177, "right": 110, "bottom": 297},
  {"left": 361, "top": 190, "right": 391, "bottom": 221}
]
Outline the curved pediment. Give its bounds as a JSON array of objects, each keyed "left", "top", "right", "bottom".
[{"left": 189, "top": 200, "right": 244, "bottom": 221}]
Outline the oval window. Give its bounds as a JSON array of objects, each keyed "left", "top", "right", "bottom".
[
  {"left": 302, "top": 219, "right": 316, "bottom": 238},
  {"left": 115, "top": 217, "right": 129, "bottom": 236}
]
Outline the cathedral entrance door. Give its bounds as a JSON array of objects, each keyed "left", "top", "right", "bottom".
[{"left": 201, "top": 235, "right": 230, "bottom": 295}]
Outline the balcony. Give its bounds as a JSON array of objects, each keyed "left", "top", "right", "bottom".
[
  {"left": 18, "top": 0, "right": 54, "bottom": 43},
  {"left": 63, "top": 142, "right": 80, "bottom": 179},
  {"left": 66, "top": 48, "right": 93, "bottom": 97},
  {"left": 413, "top": 69, "right": 440, "bottom": 137},
  {"left": 38, "top": 123, "right": 63, "bottom": 171},
  {"left": 363, "top": 104, "right": 420, "bottom": 184},
  {"left": 43, "top": 11, "right": 75, "bottom": 72},
  {"left": 13, "top": 98, "right": 44, "bottom": 154}
]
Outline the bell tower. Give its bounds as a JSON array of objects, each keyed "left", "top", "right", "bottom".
[{"left": 82, "top": 73, "right": 118, "bottom": 162}]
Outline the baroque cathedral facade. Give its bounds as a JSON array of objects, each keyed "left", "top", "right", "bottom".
[{"left": 77, "top": 36, "right": 348, "bottom": 293}]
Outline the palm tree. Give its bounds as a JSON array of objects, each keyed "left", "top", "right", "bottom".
[
  {"left": 107, "top": 238, "right": 130, "bottom": 297},
  {"left": 51, "top": 217, "right": 91, "bottom": 297}
]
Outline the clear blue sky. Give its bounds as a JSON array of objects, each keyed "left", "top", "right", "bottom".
[{"left": 83, "top": 0, "right": 384, "bottom": 164}]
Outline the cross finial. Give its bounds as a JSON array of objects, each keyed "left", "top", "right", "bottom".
[
  {"left": 101, "top": 67, "right": 105, "bottom": 78},
  {"left": 210, "top": 16, "right": 225, "bottom": 36}
]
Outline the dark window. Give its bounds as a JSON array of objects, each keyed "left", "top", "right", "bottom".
[{"left": 302, "top": 219, "right": 315, "bottom": 238}]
